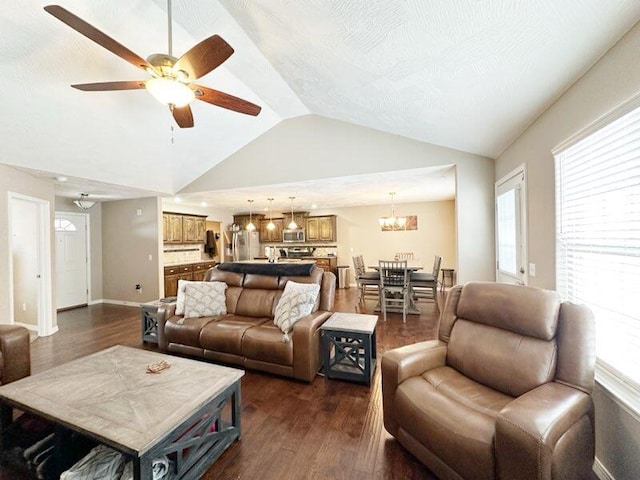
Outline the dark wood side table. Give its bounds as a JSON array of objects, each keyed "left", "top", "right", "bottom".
[
  {"left": 139, "top": 300, "right": 175, "bottom": 344},
  {"left": 440, "top": 268, "right": 455, "bottom": 291},
  {"left": 320, "top": 313, "right": 378, "bottom": 386}
]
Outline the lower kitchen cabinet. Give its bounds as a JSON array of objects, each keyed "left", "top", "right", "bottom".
[{"left": 164, "top": 262, "right": 217, "bottom": 296}]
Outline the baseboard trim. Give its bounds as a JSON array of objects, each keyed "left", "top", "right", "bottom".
[
  {"left": 594, "top": 457, "right": 614, "bottom": 480},
  {"left": 102, "top": 299, "right": 144, "bottom": 307},
  {"left": 88, "top": 299, "right": 104, "bottom": 305},
  {"left": 14, "top": 322, "right": 37, "bottom": 332}
]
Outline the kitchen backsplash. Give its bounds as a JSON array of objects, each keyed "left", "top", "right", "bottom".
[{"left": 164, "top": 245, "right": 205, "bottom": 265}]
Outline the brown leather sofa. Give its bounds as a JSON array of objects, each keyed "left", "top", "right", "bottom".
[
  {"left": 0, "top": 325, "right": 31, "bottom": 385},
  {"left": 157, "top": 265, "right": 336, "bottom": 382},
  {"left": 382, "top": 282, "right": 596, "bottom": 480}
]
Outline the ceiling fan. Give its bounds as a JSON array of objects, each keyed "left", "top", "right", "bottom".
[{"left": 44, "top": 2, "right": 261, "bottom": 128}]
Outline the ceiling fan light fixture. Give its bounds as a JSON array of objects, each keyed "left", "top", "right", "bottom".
[{"left": 145, "top": 77, "right": 195, "bottom": 107}]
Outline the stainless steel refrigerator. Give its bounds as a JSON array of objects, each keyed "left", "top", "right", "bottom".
[{"left": 231, "top": 230, "right": 260, "bottom": 261}]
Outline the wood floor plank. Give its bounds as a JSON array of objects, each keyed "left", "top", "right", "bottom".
[{"left": 8, "top": 287, "right": 442, "bottom": 479}]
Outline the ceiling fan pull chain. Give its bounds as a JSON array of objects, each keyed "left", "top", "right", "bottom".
[{"left": 167, "top": 0, "right": 173, "bottom": 57}]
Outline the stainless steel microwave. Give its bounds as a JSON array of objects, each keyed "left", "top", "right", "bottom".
[{"left": 283, "top": 229, "right": 305, "bottom": 243}]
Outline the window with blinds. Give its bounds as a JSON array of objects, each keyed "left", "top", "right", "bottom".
[{"left": 555, "top": 104, "right": 640, "bottom": 390}]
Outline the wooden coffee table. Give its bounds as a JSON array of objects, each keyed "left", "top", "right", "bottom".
[{"left": 0, "top": 345, "right": 243, "bottom": 480}]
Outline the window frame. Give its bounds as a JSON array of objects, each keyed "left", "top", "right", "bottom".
[{"left": 552, "top": 91, "right": 640, "bottom": 418}]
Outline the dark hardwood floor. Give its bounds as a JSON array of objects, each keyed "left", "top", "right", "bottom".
[{"left": 12, "top": 287, "right": 444, "bottom": 479}]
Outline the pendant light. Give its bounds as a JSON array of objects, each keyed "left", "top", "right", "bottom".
[
  {"left": 246, "top": 199, "right": 256, "bottom": 231},
  {"left": 74, "top": 193, "right": 96, "bottom": 210},
  {"left": 288, "top": 196, "right": 298, "bottom": 230},
  {"left": 267, "top": 198, "right": 276, "bottom": 231},
  {"left": 379, "top": 192, "right": 406, "bottom": 230}
]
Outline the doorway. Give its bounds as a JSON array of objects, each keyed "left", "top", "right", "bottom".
[
  {"left": 55, "top": 212, "right": 89, "bottom": 309},
  {"left": 495, "top": 165, "right": 527, "bottom": 285},
  {"left": 8, "top": 193, "right": 54, "bottom": 336}
]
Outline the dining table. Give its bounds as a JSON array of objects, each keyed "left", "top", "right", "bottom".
[{"left": 368, "top": 264, "right": 423, "bottom": 315}]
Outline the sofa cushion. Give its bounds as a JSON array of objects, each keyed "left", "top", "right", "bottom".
[
  {"left": 273, "top": 281, "right": 321, "bottom": 336},
  {"left": 175, "top": 279, "right": 197, "bottom": 315},
  {"left": 242, "top": 324, "right": 294, "bottom": 366},
  {"left": 183, "top": 282, "right": 227, "bottom": 319},
  {"left": 199, "top": 316, "right": 270, "bottom": 356},
  {"left": 396, "top": 366, "right": 513, "bottom": 480},
  {"left": 165, "top": 315, "right": 220, "bottom": 347},
  {"left": 235, "top": 289, "right": 281, "bottom": 318}
]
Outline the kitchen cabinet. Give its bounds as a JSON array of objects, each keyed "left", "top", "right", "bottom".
[
  {"left": 233, "top": 214, "right": 264, "bottom": 230},
  {"left": 305, "top": 215, "right": 337, "bottom": 242},
  {"left": 305, "top": 256, "right": 337, "bottom": 276},
  {"left": 163, "top": 213, "right": 207, "bottom": 244},
  {"left": 164, "top": 214, "right": 183, "bottom": 244},
  {"left": 192, "top": 261, "right": 216, "bottom": 281},
  {"left": 259, "top": 218, "right": 284, "bottom": 243},
  {"left": 163, "top": 262, "right": 217, "bottom": 296},
  {"left": 163, "top": 264, "right": 193, "bottom": 297},
  {"left": 282, "top": 212, "right": 307, "bottom": 230}
]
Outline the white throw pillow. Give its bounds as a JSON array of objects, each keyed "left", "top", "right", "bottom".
[
  {"left": 273, "top": 281, "right": 321, "bottom": 340},
  {"left": 182, "top": 282, "right": 227, "bottom": 319},
  {"left": 175, "top": 279, "right": 197, "bottom": 315}
]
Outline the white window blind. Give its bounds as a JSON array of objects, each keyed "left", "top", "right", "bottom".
[{"left": 555, "top": 105, "right": 640, "bottom": 389}]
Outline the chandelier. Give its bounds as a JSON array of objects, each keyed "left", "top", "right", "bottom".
[
  {"left": 379, "top": 192, "right": 406, "bottom": 230},
  {"left": 74, "top": 193, "right": 96, "bottom": 210}
]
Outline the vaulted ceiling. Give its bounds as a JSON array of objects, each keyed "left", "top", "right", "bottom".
[{"left": 2, "top": 1, "right": 640, "bottom": 209}]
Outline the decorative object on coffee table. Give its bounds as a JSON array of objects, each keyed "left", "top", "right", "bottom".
[
  {"left": 0, "top": 346, "right": 243, "bottom": 480},
  {"left": 320, "top": 312, "right": 378, "bottom": 386}
]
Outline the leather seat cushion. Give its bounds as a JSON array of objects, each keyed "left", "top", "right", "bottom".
[
  {"left": 359, "top": 272, "right": 379, "bottom": 280},
  {"left": 199, "top": 315, "right": 270, "bottom": 355},
  {"left": 242, "top": 324, "right": 293, "bottom": 366},
  {"left": 410, "top": 273, "right": 436, "bottom": 282},
  {"left": 165, "top": 315, "right": 221, "bottom": 347},
  {"left": 395, "top": 366, "right": 513, "bottom": 480}
]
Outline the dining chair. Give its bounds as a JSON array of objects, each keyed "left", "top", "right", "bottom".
[
  {"left": 411, "top": 255, "right": 442, "bottom": 304},
  {"left": 379, "top": 260, "right": 410, "bottom": 323},
  {"left": 352, "top": 255, "right": 380, "bottom": 304},
  {"left": 394, "top": 252, "right": 414, "bottom": 260}
]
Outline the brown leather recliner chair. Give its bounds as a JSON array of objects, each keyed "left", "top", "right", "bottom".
[
  {"left": 0, "top": 325, "right": 31, "bottom": 385},
  {"left": 382, "top": 282, "right": 595, "bottom": 480}
]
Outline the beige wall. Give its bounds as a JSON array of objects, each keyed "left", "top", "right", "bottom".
[
  {"left": 312, "top": 201, "right": 456, "bottom": 278},
  {"left": 102, "top": 197, "right": 162, "bottom": 304},
  {"left": 11, "top": 198, "right": 39, "bottom": 326},
  {"left": 181, "top": 115, "right": 494, "bottom": 283},
  {"left": 55, "top": 197, "right": 103, "bottom": 302},
  {"left": 495, "top": 20, "right": 640, "bottom": 480},
  {"left": 0, "top": 164, "right": 57, "bottom": 332}
]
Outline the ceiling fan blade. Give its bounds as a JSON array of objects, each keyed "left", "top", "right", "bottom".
[
  {"left": 174, "top": 35, "right": 234, "bottom": 81},
  {"left": 44, "top": 5, "right": 152, "bottom": 72},
  {"left": 72, "top": 81, "right": 146, "bottom": 91},
  {"left": 193, "top": 85, "right": 261, "bottom": 116},
  {"left": 172, "top": 106, "right": 194, "bottom": 128}
]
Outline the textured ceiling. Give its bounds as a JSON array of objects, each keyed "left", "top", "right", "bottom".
[{"left": 2, "top": 1, "right": 640, "bottom": 207}]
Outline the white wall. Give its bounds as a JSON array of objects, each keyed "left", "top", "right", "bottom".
[
  {"left": 181, "top": 115, "right": 494, "bottom": 283},
  {"left": 0, "top": 164, "right": 57, "bottom": 331},
  {"left": 495, "top": 20, "right": 640, "bottom": 480}
]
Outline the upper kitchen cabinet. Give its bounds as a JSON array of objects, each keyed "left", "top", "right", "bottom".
[
  {"left": 306, "top": 215, "right": 337, "bottom": 242},
  {"left": 164, "top": 213, "right": 183, "bottom": 244},
  {"left": 259, "top": 218, "right": 284, "bottom": 243},
  {"left": 163, "top": 213, "right": 207, "bottom": 244},
  {"left": 233, "top": 214, "right": 264, "bottom": 230},
  {"left": 282, "top": 212, "right": 308, "bottom": 230}
]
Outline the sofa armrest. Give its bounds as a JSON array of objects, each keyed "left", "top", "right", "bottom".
[
  {"left": 0, "top": 325, "right": 31, "bottom": 385},
  {"left": 156, "top": 303, "right": 177, "bottom": 351},
  {"left": 292, "top": 310, "right": 333, "bottom": 382},
  {"left": 495, "top": 382, "right": 595, "bottom": 479},
  {"left": 381, "top": 340, "right": 447, "bottom": 435}
]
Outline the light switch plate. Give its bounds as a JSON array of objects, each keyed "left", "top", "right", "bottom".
[{"left": 529, "top": 263, "right": 536, "bottom": 277}]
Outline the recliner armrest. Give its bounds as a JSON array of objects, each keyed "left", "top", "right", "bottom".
[
  {"left": 156, "top": 303, "right": 177, "bottom": 351},
  {"left": 382, "top": 340, "right": 447, "bottom": 435},
  {"left": 495, "top": 382, "right": 595, "bottom": 479},
  {"left": 292, "top": 310, "right": 332, "bottom": 382}
]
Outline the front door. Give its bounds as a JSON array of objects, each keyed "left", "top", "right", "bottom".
[
  {"left": 55, "top": 212, "right": 89, "bottom": 309},
  {"left": 495, "top": 166, "right": 527, "bottom": 285}
]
